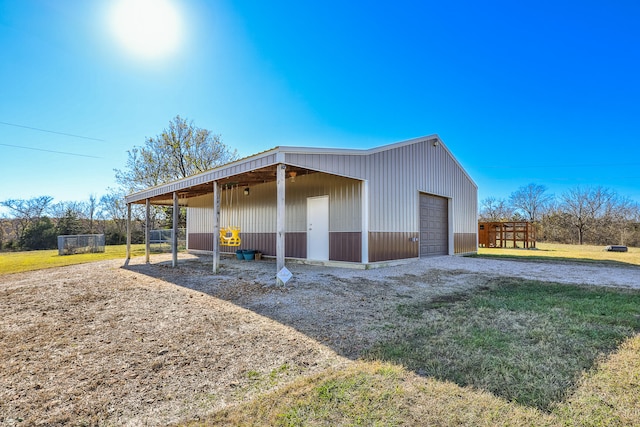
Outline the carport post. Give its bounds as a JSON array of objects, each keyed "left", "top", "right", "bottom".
[
  {"left": 276, "top": 163, "right": 285, "bottom": 282},
  {"left": 172, "top": 191, "right": 179, "bottom": 268},
  {"left": 212, "top": 181, "right": 221, "bottom": 273},
  {"left": 145, "top": 198, "right": 150, "bottom": 264},
  {"left": 126, "top": 203, "right": 131, "bottom": 259}
]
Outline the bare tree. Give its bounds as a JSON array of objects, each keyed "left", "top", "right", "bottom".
[
  {"left": 479, "top": 197, "right": 514, "bottom": 222},
  {"left": 98, "top": 188, "right": 146, "bottom": 244},
  {"left": 598, "top": 196, "right": 637, "bottom": 245},
  {"left": 509, "top": 183, "right": 553, "bottom": 222},
  {"left": 0, "top": 196, "right": 54, "bottom": 243},
  {"left": 115, "top": 115, "right": 238, "bottom": 193},
  {"left": 560, "top": 186, "right": 615, "bottom": 245},
  {"left": 87, "top": 194, "right": 98, "bottom": 234},
  {"left": 49, "top": 200, "right": 87, "bottom": 221}
]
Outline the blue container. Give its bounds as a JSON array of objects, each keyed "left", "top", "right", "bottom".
[
  {"left": 236, "top": 249, "right": 244, "bottom": 260},
  {"left": 242, "top": 250, "right": 255, "bottom": 261}
]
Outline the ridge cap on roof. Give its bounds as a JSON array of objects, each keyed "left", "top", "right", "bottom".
[{"left": 275, "top": 133, "right": 440, "bottom": 154}]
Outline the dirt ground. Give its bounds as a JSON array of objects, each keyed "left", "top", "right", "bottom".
[{"left": 1, "top": 253, "right": 638, "bottom": 425}]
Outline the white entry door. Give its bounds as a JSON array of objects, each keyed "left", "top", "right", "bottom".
[{"left": 307, "top": 196, "right": 329, "bottom": 260}]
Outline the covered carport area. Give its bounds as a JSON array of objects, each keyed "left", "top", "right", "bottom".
[{"left": 124, "top": 150, "right": 353, "bottom": 284}]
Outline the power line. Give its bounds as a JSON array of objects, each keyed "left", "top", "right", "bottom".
[
  {"left": 0, "top": 143, "right": 102, "bottom": 159},
  {"left": 0, "top": 120, "right": 105, "bottom": 142},
  {"left": 483, "top": 163, "right": 640, "bottom": 170}
]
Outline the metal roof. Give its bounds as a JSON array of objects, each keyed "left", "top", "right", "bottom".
[{"left": 125, "top": 134, "right": 476, "bottom": 205}]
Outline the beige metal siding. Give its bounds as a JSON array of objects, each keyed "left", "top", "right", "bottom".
[
  {"left": 283, "top": 139, "right": 476, "bottom": 238},
  {"left": 187, "top": 194, "right": 213, "bottom": 233},
  {"left": 286, "top": 140, "right": 477, "bottom": 239},
  {"left": 285, "top": 153, "right": 368, "bottom": 180},
  {"left": 178, "top": 137, "right": 477, "bottom": 259},
  {"left": 365, "top": 140, "right": 477, "bottom": 237},
  {"left": 186, "top": 173, "right": 362, "bottom": 236}
]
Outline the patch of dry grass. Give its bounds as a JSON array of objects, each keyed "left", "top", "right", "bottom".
[
  {"left": 189, "top": 335, "right": 640, "bottom": 427},
  {"left": 185, "top": 361, "right": 555, "bottom": 427},
  {"left": 553, "top": 334, "right": 640, "bottom": 425},
  {"left": 0, "top": 259, "right": 344, "bottom": 425},
  {"left": 478, "top": 242, "right": 640, "bottom": 267}
]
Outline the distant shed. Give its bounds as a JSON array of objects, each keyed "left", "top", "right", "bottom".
[{"left": 478, "top": 221, "right": 536, "bottom": 249}]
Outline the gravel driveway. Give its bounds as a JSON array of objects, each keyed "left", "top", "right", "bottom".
[{"left": 387, "top": 255, "right": 640, "bottom": 288}]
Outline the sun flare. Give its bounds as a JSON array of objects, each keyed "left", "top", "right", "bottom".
[{"left": 108, "top": 0, "right": 183, "bottom": 60}]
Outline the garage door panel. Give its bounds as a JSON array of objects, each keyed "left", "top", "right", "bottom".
[{"left": 420, "top": 193, "right": 448, "bottom": 257}]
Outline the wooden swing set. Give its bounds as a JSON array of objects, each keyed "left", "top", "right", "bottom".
[{"left": 219, "top": 184, "right": 241, "bottom": 247}]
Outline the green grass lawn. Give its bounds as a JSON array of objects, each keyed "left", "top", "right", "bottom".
[
  {"left": 365, "top": 278, "right": 640, "bottom": 410},
  {"left": 0, "top": 244, "right": 148, "bottom": 275},
  {"left": 478, "top": 242, "right": 640, "bottom": 267}
]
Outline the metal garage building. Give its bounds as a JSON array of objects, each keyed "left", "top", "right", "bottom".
[{"left": 125, "top": 135, "right": 477, "bottom": 274}]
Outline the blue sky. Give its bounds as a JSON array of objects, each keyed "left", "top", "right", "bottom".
[{"left": 1, "top": 0, "right": 639, "bottom": 211}]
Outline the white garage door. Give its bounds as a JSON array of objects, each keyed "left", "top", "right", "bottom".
[{"left": 420, "top": 194, "right": 448, "bottom": 257}]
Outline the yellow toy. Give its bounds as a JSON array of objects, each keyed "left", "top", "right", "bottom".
[
  {"left": 219, "top": 185, "right": 242, "bottom": 247},
  {"left": 219, "top": 226, "right": 241, "bottom": 246}
]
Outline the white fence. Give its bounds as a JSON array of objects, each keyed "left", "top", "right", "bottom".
[{"left": 58, "top": 234, "right": 105, "bottom": 256}]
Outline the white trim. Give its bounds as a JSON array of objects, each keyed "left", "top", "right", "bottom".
[
  {"left": 361, "top": 180, "right": 369, "bottom": 264},
  {"left": 306, "top": 195, "right": 330, "bottom": 261},
  {"left": 448, "top": 196, "right": 454, "bottom": 256}
]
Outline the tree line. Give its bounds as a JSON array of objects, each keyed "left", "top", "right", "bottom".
[
  {"left": 0, "top": 191, "right": 133, "bottom": 251},
  {"left": 480, "top": 183, "right": 640, "bottom": 247},
  {"left": 0, "top": 115, "right": 237, "bottom": 252}
]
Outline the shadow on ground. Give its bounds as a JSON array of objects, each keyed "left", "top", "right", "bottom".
[
  {"left": 122, "top": 254, "right": 486, "bottom": 360},
  {"left": 122, "top": 253, "right": 640, "bottom": 410}
]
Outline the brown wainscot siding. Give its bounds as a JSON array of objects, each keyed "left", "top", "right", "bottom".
[
  {"left": 368, "top": 232, "right": 419, "bottom": 262},
  {"left": 189, "top": 233, "right": 214, "bottom": 251},
  {"left": 454, "top": 233, "right": 477, "bottom": 254},
  {"left": 233, "top": 233, "right": 275, "bottom": 256},
  {"left": 285, "top": 232, "right": 306, "bottom": 258},
  {"left": 193, "top": 232, "right": 307, "bottom": 258},
  {"left": 329, "top": 232, "right": 362, "bottom": 262}
]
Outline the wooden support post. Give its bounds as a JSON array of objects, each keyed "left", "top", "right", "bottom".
[
  {"left": 172, "top": 191, "right": 179, "bottom": 268},
  {"left": 126, "top": 203, "right": 131, "bottom": 260},
  {"left": 530, "top": 222, "right": 535, "bottom": 249},
  {"left": 145, "top": 199, "right": 150, "bottom": 263},
  {"left": 212, "top": 181, "right": 220, "bottom": 273},
  {"left": 276, "top": 164, "right": 286, "bottom": 277}
]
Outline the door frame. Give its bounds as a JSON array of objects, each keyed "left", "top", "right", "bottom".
[{"left": 306, "top": 195, "right": 329, "bottom": 261}]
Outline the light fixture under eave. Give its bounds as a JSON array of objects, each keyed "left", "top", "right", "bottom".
[
  {"left": 289, "top": 171, "right": 297, "bottom": 182},
  {"left": 243, "top": 187, "right": 250, "bottom": 196}
]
